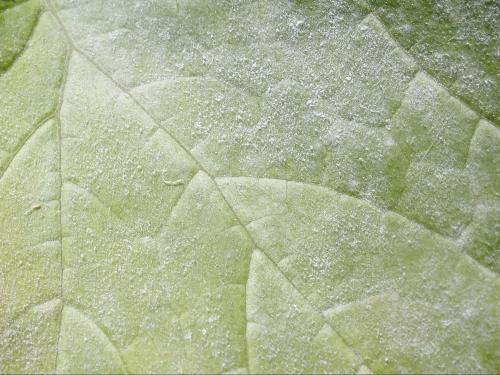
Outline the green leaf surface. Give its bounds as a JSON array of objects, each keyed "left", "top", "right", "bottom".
[{"left": 0, "top": 0, "right": 499, "bottom": 373}]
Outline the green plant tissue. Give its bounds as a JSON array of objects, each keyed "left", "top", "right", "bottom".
[{"left": 0, "top": 0, "right": 499, "bottom": 373}]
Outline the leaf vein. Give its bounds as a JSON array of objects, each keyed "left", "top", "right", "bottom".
[
  {"left": 64, "top": 304, "right": 130, "bottom": 373},
  {"left": 257, "top": 248, "right": 370, "bottom": 371},
  {"left": 217, "top": 175, "right": 498, "bottom": 279},
  {"left": 0, "top": 3, "right": 41, "bottom": 75},
  {"left": 215, "top": 179, "right": 367, "bottom": 369},
  {"left": 0, "top": 114, "right": 54, "bottom": 183},
  {"left": 365, "top": 11, "right": 498, "bottom": 126},
  {"left": 42, "top": 5, "right": 499, "bottom": 374}
]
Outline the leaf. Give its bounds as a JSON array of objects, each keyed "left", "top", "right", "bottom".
[{"left": 0, "top": 0, "right": 499, "bottom": 373}]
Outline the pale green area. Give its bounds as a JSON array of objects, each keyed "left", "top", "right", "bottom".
[
  {"left": 0, "top": 0, "right": 30, "bottom": 11},
  {"left": 220, "top": 177, "right": 499, "bottom": 373},
  {"left": 247, "top": 250, "right": 362, "bottom": 373},
  {"left": 0, "top": 10, "right": 66, "bottom": 172},
  {"left": 57, "top": 305, "right": 125, "bottom": 374},
  {"left": 0, "top": 0, "right": 499, "bottom": 374},
  {"left": 0, "top": 0, "right": 40, "bottom": 72},
  {"left": 369, "top": 0, "right": 500, "bottom": 124}
]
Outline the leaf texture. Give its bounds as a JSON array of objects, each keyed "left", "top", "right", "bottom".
[{"left": 0, "top": 0, "right": 499, "bottom": 373}]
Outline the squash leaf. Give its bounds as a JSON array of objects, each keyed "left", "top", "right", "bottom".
[{"left": 1, "top": 0, "right": 499, "bottom": 373}]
